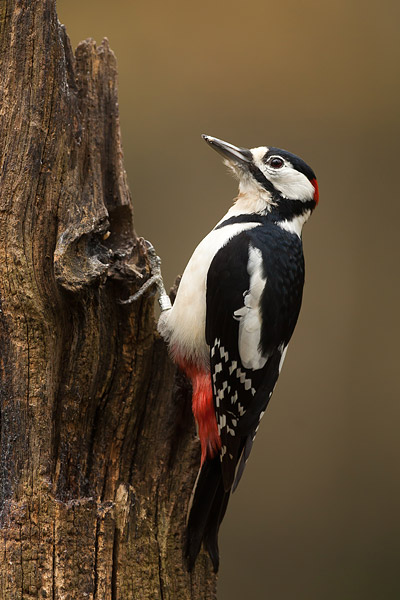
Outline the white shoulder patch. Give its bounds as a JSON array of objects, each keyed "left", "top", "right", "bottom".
[{"left": 233, "top": 244, "right": 267, "bottom": 370}]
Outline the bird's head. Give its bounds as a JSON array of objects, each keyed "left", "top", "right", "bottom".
[{"left": 202, "top": 134, "right": 319, "bottom": 215}]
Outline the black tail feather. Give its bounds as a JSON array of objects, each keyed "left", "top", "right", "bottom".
[
  {"left": 185, "top": 455, "right": 230, "bottom": 572},
  {"left": 203, "top": 483, "right": 230, "bottom": 572}
]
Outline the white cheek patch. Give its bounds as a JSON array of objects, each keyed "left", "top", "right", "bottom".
[
  {"left": 271, "top": 169, "right": 315, "bottom": 201},
  {"left": 233, "top": 244, "right": 268, "bottom": 370},
  {"left": 251, "top": 149, "right": 315, "bottom": 203}
]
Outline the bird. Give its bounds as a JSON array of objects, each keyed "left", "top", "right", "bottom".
[{"left": 157, "top": 134, "right": 319, "bottom": 572}]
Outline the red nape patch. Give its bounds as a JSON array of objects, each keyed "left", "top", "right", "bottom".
[
  {"left": 311, "top": 178, "right": 319, "bottom": 204},
  {"left": 177, "top": 359, "right": 221, "bottom": 465}
]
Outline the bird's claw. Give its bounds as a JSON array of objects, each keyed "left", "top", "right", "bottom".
[{"left": 119, "top": 241, "right": 172, "bottom": 311}]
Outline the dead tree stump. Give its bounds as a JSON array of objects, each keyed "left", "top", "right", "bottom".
[{"left": 0, "top": 1, "right": 217, "bottom": 598}]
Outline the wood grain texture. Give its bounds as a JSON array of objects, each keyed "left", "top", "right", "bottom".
[{"left": 0, "top": 1, "right": 217, "bottom": 598}]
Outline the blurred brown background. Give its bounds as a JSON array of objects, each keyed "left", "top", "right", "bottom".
[{"left": 58, "top": 1, "right": 400, "bottom": 598}]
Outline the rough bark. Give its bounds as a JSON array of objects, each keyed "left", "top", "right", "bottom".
[{"left": 0, "top": 1, "right": 217, "bottom": 598}]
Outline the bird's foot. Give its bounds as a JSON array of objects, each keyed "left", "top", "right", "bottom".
[{"left": 119, "top": 241, "right": 172, "bottom": 312}]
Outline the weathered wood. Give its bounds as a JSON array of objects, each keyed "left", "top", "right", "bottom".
[{"left": 0, "top": 1, "right": 217, "bottom": 598}]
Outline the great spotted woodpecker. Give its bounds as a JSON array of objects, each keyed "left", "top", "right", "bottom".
[{"left": 157, "top": 135, "right": 319, "bottom": 572}]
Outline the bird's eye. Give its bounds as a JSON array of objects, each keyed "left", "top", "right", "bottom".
[{"left": 268, "top": 156, "right": 284, "bottom": 169}]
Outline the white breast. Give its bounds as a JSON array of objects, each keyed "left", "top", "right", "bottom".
[{"left": 158, "top": 221, "right": 261, "bottom": 368}]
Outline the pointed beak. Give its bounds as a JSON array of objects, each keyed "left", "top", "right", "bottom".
[{"left": 202, "top": 134, "right": 252, "bottom": 166}]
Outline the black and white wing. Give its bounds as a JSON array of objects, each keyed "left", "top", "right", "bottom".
[{"left": 206, "top": 224, "right": 305, "bottom": 491}]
